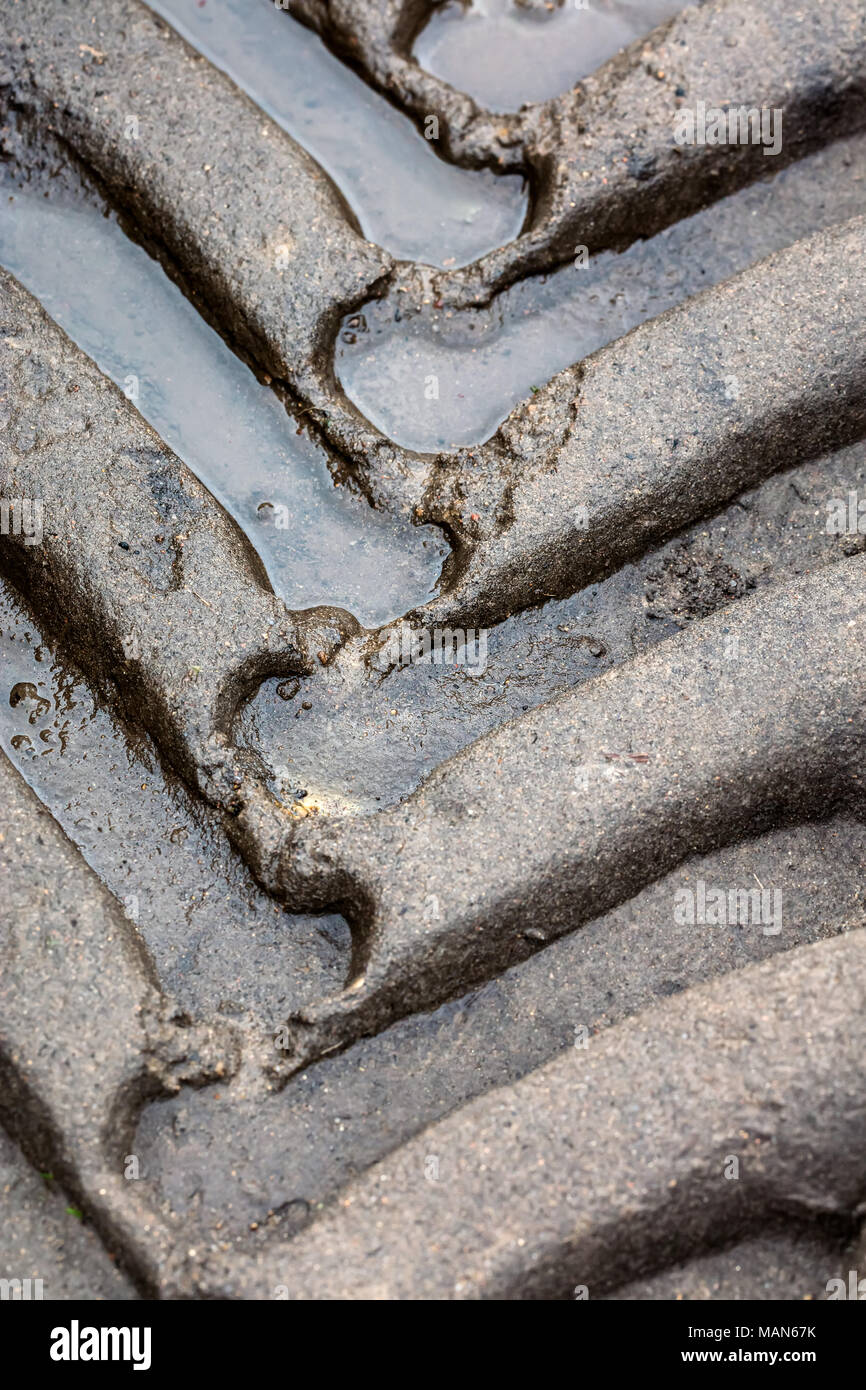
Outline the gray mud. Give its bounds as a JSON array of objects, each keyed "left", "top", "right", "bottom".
[
  {"left": 239, "top": 437, "right": 866, "bottom": 815},
  {"left": 338, "top": 131, "right": 866, "bottom": 450},
  {"left": 150, "top": 0, "right": 527, "bottom": 266},
  {"left": 0, "top": 181, "right": 446, "bottom": 625},
  {"left": 0, "top": 578, "right": 353, "bottom": 1031}
]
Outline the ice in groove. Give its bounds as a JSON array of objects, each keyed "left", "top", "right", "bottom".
[
  {"left": 0, "top": 264, "right": 359, "bottom": 811},
  {"left": 415, "top": 217, "right": 866, "bottom": 629},
  {"left": 414, "top": 0, "right": 685, "bottom": 112},
  {"left": 0, "top": 189, "right": 445, "bottom": 626},
  {"left": 148, "top": 0, "right": 526, "bottom": 267},
  {"left": 0, "top": 0, "right": 390, "bottom": 438},
  {"left": 293, "top": 0, "right": 866, "bottom": 314},
  {"left": 337, "top": 132, "right": 866, "bottom": 452}
]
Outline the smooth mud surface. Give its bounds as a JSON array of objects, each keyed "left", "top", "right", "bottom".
[
  {"left": 337, "top": 132, "right": 866, "bottom": 451},
  {"left": 0, "top": 578, "right": 353, "bottom": 1028},
  {"left": 239, "top": 435, "right": 866, "bottom": 816},
  {"left": 135, "top": 814, "right": 866, "bottom": 1233},
  {"left": 414, "top": 0, "right": 684, "bottom": 111},
  {"left": 149, "top": 0, "right": 527, "bottom": 266}
]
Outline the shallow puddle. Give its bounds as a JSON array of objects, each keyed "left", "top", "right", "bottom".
[
  {"left": 414, "top": 0, "right": 685, "bottom": 111},
  {"left": 148, "top": 0, "right": 527, "bottom": 267},
  {"left": 337, "top": 133, "right": 866, "bottom": 451},
  {"left": 0, "top": 185, "right": 446, "bottom": 626}
]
